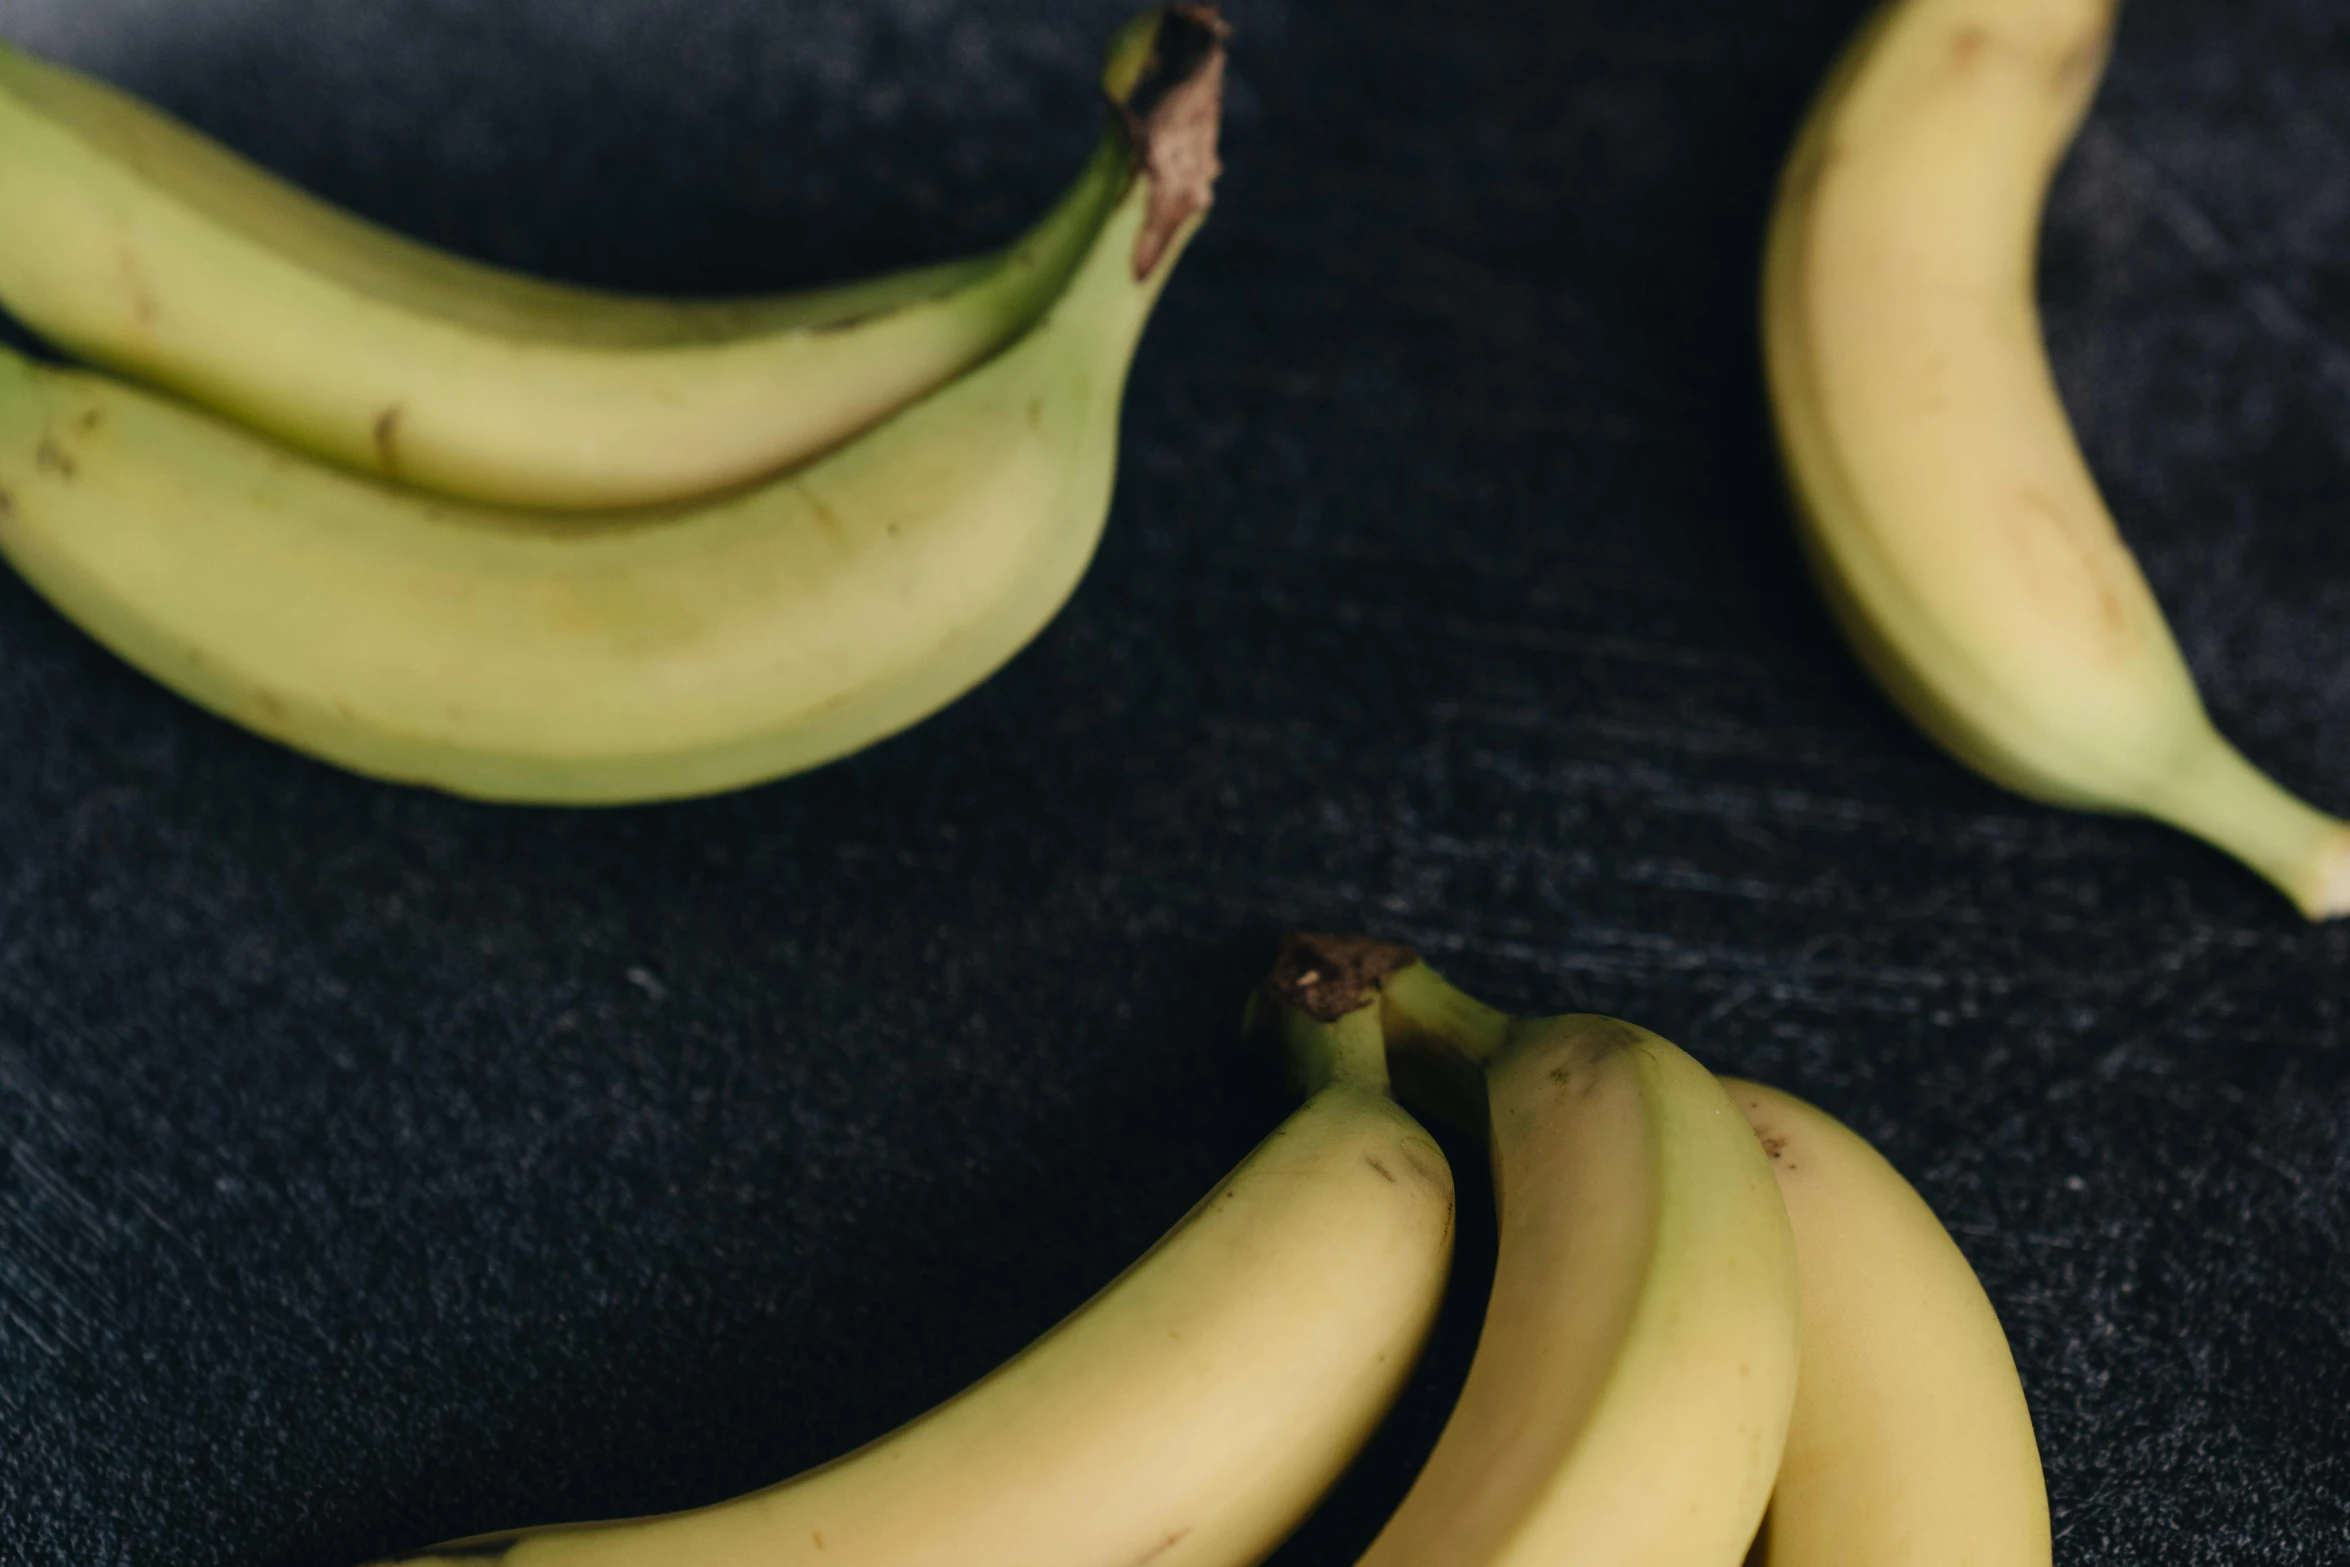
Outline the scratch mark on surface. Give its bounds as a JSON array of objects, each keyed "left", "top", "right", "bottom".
[{"left": 2074, "top": 123, "right": 2350, "bottom": 405}]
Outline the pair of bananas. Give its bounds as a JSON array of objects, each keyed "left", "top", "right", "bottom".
[
  {"left": 1766, "top": 0, "right": 2350, "bottom": 917},
  {"left": 19, "top": 0, "right": 2326, "bottom": 887},
  {"left": 363, "top": 935, "right": 2048, "bottom": 1567},
  {"left": 0, "top": 5, "right": 1226, "bottom": 803}
]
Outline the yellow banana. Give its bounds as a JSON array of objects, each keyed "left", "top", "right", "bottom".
[
  {"left": 1761, "top": 0, "right": 2350, "bottom": 916},
  {"left": 0, "top": 11, "right": 1165, "bottom": 508},
  {"left": 372, "top": 988, "right": 1453, "bottom": 1567},
  {"left": 1724, "top": 1079, "right": 2051, "bottom": 1567},
  {"left": 0, "top": 8, "right": 1222, "bottom": 805},
  {"left": 1260, "top": 936, "right": 1800, "bottom": 1567}
]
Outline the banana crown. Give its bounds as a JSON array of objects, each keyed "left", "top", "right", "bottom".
[{"left": 1250, "top": 932, "right": 1420, "bottom": 1092}]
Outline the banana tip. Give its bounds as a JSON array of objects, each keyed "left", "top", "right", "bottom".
[{"left": 2299, "top": 831, "right": 2350, "bottom": 921}]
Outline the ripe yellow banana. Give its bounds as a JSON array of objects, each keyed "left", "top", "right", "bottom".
[
  {"left": 1762, "top": 0, "right": 2350, "bottom": 917},
  {"left": 1261, "top": 936, "right": 1800, "bottom": 1567},
  {"left": 0, "top": 9, "right": 1222, "bottom": 805},
  {"left": 373, "top": 989, "right": 1453, "bottom": 1567},
  {"left": 0, "top": 10, "right": 1176, "bottom": 509},
  {"left": 1724, "top": 1079, "right": 2051, "bottom": 1567}
]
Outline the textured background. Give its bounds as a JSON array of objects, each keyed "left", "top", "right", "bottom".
[{"left": 0, "top": 0, "right": 2345, "bottom": 1561}]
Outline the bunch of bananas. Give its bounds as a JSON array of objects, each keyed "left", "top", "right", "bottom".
[
  {"left": 1764, "top": 0, "right": 2350, "bottom": 917},
  {"left": 359, "top": 934, "right": 2048, "bottom": 1567},
  {"left": 0, "top": 4, "right": 1228, "bottom": 803}
]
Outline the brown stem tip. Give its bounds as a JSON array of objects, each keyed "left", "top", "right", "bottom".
[
  {"left": 1261, "top": 932, "right": 1419, "bottom": 1023},
  {"left": 1124, "top": 3, "right": 1228, "bottom": 279}
]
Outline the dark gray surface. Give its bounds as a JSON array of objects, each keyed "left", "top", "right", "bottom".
[{"left": 0, "top": 0, "right": 2345, "bottom": 1561}]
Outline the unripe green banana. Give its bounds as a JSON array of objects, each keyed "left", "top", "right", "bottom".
[
  {"left": 1724, "top": 1079, "right": 2051, "bottom": 1567},
  {"left": 0, "top": 9, "right": 1166, "bottom": 508},
  {"left": 1762, "top": 0, "right": 2350, "bottom": 917},
  {"left": 371, "top": 993, "right": 1454, "bottom": 1567},
  {"left": 1261, "top": 936, "right": 1800, "bottom": 1567},
  {"left": 0, "top": 8, "right": 1223, "bottom": 805}
]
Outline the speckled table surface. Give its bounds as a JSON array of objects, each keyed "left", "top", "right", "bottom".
[{"left": 0, "top": 0, "right": 2343, "bottom": 1561}]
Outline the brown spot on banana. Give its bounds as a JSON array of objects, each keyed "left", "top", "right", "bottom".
[
  {"left": 35, "top": 438, "right": 73, "bottom": 478},
  {"left": 1132, "top": 1528, "right": 1193, "bottom": 1566},
  {"left": 115, "top": 246, "right": 159, "bottom": 328},
  {"left": 1577, "top": 1016, "right": 1650, "bottom": 1051},
  {"left": 2007, "top": 486, "right": 2134, "bottom": 654},
  {"left": 801, "top": 483, "right": 846, "bottom": 542},
  {"left": 1364, "top": 1154, "right": 1396, "bottom": 1182},
  {"left": 373, "top": 405, "right": 405, "bottom": 477}
]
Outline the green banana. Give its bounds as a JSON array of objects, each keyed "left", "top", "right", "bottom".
[
  {"left": 1261, "top": 935, "right": 1801, "bottom": 1567},
  {"left": 1725, "top": 1079, "right": 2051, "bottom": 1567},
  {"left": 371, "top": 985, "right": 1454, "bottom": 1567},
  {"left": 0, "top": 7, "right": 1223, "bottom": 805},
  {"left": 1762, "top": 0, "right": 2350, "bottom": 917},
  {"left": 0, "top": 11, "right": 1157, "bottom": 508}
]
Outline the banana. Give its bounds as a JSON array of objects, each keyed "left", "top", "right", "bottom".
[
  {"left": 372, "top": 979, "right": 1453, "bottom": 1566},
  {"left": 1262, "top": 935, "right": 1800, "bottom": 1567},
  {"left": 0, "top": 9, "right": 1166, "bottom": 508},
  {"left": 1723, "top": 1079, "right": 2050, "bottom": 1567},
  {"left": 0, "top": 8, "right": 1222, "bottom": 805},
  {"left": 1761, "top": 0, "right": 2350, "bottom": 917}
]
